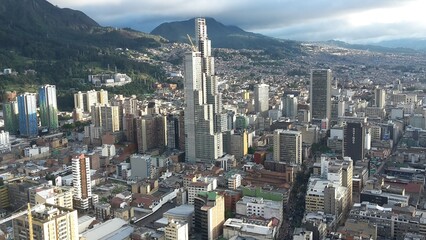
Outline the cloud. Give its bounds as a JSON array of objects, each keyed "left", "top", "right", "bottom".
[{"left": 47, "top": 0, "right": 425, "bottom": 42}]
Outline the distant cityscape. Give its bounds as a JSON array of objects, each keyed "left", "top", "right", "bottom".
[{"left": 1, "top": 16, "right": 426, "bottom": 240}]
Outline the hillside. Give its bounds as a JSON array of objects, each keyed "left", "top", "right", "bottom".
[
  {"left": 151, "top": 17, "right": 302, "bottom": 57},
  {"left": 0, "top": 0, "right": 167, "bottom": 110}
]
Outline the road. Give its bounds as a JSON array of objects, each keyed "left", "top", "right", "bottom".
[{"left": 134, "top": 201, "right": 176, "bottom": 228}]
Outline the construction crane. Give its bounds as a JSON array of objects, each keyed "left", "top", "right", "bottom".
[
  {"left": 0, "top": 203, "right": 41, "bottom": 240},
  {"left": 187, "top": 34, "right": 197, "bottom": 52}
]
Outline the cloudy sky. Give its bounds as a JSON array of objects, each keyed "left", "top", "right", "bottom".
[{"left": 48, "top": 0, "right": 426, "bottom": 43}]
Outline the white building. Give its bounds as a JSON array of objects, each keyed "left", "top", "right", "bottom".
[
  {"left": 24, "top": 145, "right": 50, "bottom": 158},
  {"left": 187, "top": 177, "right": 217, "bottom": 204},
  {"left": 164, "top": 219, "right": 189, "bottom": 240},
  {"left": 72, "top": 154, "right": 93, "bottom": 210},
  {"left": 0, "top": 130, "right": 11, "bottom": 153},
  {"left": 223, "top": 218, "right": 277, "bottom": 240},
  {"left": 254, "top": 83, "right": 269, "bottom": 115},
  {"left": 228, "top": 174, "right": 241, "bottom": 190},
  {"left": 236, "top": 196, "right": 283, "bottom": 221}
]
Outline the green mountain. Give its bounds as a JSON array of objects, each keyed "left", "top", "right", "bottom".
[
  {"left": 0, "top": 0, "right": 166, "bottom": 109},
  {"left": 151, "top": 17, "right": 302, "bottom": 56}
]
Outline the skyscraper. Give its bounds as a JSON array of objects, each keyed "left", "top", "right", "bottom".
[
  {"left": 91, "top": 104, "right": 120, "bottom": 133},
  {"left": 184, "top": 18, "right": 223, "bottom": 162},
  {"left": 344, "top": 122, "right": 366, "bottom": 162},
  {"left": 254, "top": 83, "right": 269, "bottom": 115},
  {"left": 3, "top": 101, "right": 19, "bottom": 134},
  {"left": 310, "top": 69, "right": 332, "bottom": 122},
  {"left": 72, "top": 154, "right": 93, "bottom": 210},
  {"left": 17, "top": 93, "right": 38, "bottom": 137},
  {"left": 39, "top": 84, "right": 59, "bottom": 131},
  {"left": 273, "top": 129, "right": 303, "bottom": 164},
  {"left": 281, "top": 93, "right": 298, "bottom": 119},
  {"left": 375, "top": 87, "right": 386, "bottom": 109}
]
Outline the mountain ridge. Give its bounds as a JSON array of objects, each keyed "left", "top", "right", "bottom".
[{"left": 150, "top": 17, "right": 302, "bottom": 56}]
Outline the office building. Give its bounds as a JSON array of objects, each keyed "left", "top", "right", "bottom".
[
  {"left": 38, "top": 84, "right": 59, "bottom": 131},
  {"left": 3, "top": 101, "right": 19, "bottom": 134},
  {"left": 13, "top": 204, "right": 79, "bottom": 240},
  {"left": 165, "top": 219, "right": 189, "bottom": 240},
  {"left": 375, "top": 88, "right": 386, "bottom": 108},
  {"left": 194, "top": 191, "right": 225, "bottom": 240},
  {"left": 17, "top": 92, "right": 38, "bottom": 137},
  {"left": 184, "top": 18, "right": 223, "bottom": 162},
  {"left": 72, "top": 154, "right": 93, "bottom": 210},
  {"left": 310, "top": 69, "right": 332, "bottom": 122},
  {"left": 273, "top": 129, "right": 303, "bottom": 164},
  {"left": 167, "top": 112, "right": 185, "bottom": 150},
  {"left": 254, "top": 83, "right": 269, "bottom": 115},
  {"left": 281, "top": 93, "right": 298, "bottom": 119},
  {"left": 344, "top": 122, "right": 366, "bottom": 162}
]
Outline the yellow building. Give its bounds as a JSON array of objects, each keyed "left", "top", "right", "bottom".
[
  {"left": 29, "top": 185, "right": 74, "bottom": 209},
  {"left": 194, "top": 192, "right": 225, "bottom": 240},
  {"left": 13, "top": 204, "right": 78, "bottom": 240},
  {"left": 0, "top": 184, "right": 9, "bottom": 209},
  {"left": 165, "top": 219, "right": 189, "bottom": 240}
]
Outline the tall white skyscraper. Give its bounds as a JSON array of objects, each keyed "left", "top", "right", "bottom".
[
  {"left": 254, "top": 83, "right": 269, "bottom": 115},
  {"left": 375, "top": 87, "right": 386, "bottom": 109},
  {"left": 184, "top": 18, "right": 223, "bottom": 162},
  {"left": 72, "top": 154, "right": 93, "bottom": 210}
]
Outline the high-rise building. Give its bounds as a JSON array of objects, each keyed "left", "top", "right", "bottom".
[
  {"left": 17, "top": 93, "right": 38, "bottom": 137},
  {"left": 375, "top": 87, "right": 386, "bottom": 109},
  {"left": 184, "top": 18, "right": 223, "bottom": 162},
  {"left": 136, "top": 115, "right": 167, "bottom": 153},
  {"left": 194, "top": 191, "right": 225, "bottom": 240},
  {"left": 310, "top": 69, "right": 332, "bottom": 122},
  {"left": 3, "top": 101, "right": 19, "bottom": 134},
  {"left": 86, "top": 90, "right": 98, "bottom": 113},
  {"left": 13, "top": 204, "right": 79, "bottom": 240},
  {"left": 97, "top": 89, "right": 108, "bottom": 105},
  {"left": 273, "top": 129, "right": 303, "bottom": 164},
  {"left": 39, "top": 84, "right": 59, "bottom": 131},
  {"left": 344, "top": 122, "right": 366, "bottom": 162},
  {"left": 73, "top": 91, "right": 85, "bottom": 111},
  {"left": 254, "top": 83, "right": 269, "bottom": 115},
  {"left": 167, "top": 112, "right": 185, "bottom": 150},
  {"left": 281, "top": 93, "right": 298, "bottom": 119},
  {"left": 91, "top": 104, "right": 120, "bottom": 133},
  {"left": 72, "top": 154, "right": 93, "bottom": 210}
]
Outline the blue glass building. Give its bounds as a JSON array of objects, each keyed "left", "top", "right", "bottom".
[{"left": 17, "top": 93, "right": 38, "bottom": 137}]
